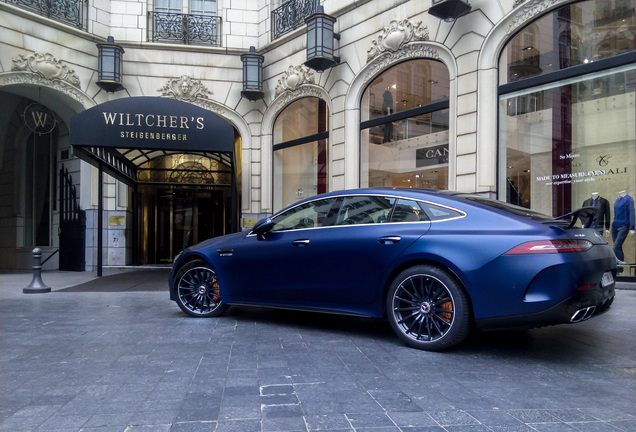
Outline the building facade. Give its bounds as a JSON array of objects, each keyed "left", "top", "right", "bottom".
[{"left": 1, "top": 0, "right": 634, "bottom": 272}]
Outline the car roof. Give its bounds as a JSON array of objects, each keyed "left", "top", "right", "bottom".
[
  {"left": 298, "top": 188, "right": 464, "bottom": 203},
  {"left": 283, "top": 188, "right": 554, "bottom": 223},
  {"left": 278, "top": 188, "right": 467, "bottom": 213}
]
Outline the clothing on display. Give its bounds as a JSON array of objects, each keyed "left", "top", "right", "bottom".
[
  {"left": 582, "top": 192, "right": 610, "bottom": 235},
  {"left": 611, "top": 191, "right": 635, "bottom": 263}
]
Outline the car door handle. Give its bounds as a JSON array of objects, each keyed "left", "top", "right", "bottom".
[
  {"left": 378, "top": 236, "right": 401, "bottom": 244},
  {"left": 292, "top": 239, "right": 310, "bottom": 247}
]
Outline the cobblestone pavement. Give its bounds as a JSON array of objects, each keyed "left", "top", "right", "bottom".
[{"left": 0, "top": 270, "right": 635, "bottom": 431}]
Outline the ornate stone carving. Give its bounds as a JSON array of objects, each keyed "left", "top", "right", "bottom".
[
  {"left": 508, "top": 0, "right": 561, "bottom": 34},
  {"left": 11, "top": 52, "right": 80, "bottom": 88},
  {"left": 367, "top": 19, "right": 429, "bottom": 62},
  {"left": 271, "top": 85, "right": 323, "bottom": 113},
  {"left": 364, "top": 44, "right": 440, "bottom": 82},
  {"left": 275, "top": 65, "right": 316, "bottom": 97},
  {"left": 158, "top": 75, "right": 213, "bottom": 102},
  {"left": 0, "top": 73, "right": 88, "bottom": 105}
]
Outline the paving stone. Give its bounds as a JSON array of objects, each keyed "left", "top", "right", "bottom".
[{"left": 0, "top": 278, "right": 635, "bottom": 432}]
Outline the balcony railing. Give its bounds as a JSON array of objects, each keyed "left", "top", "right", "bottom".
[
  {"left": 271, "top": 0, "right": 318, "bottom": 40},
  {"left": 5, "top": 0, "right": 87, "bottom": 29},
  {"left": 149, "top": 11, "right": 221, "bottom": 46}
]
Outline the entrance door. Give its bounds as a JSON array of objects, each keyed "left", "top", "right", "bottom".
[
  {"left": 151, "top": 188, "right": 225, "bottom": 264},
  {"left": 59, "top": 166, "right": 86, "bottom": 271}
]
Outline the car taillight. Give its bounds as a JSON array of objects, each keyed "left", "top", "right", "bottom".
[{"left": 504, "top": 239, "right": 593, "bottom": 255}]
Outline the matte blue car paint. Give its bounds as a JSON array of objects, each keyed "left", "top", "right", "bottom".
[{"left": 170, "top": 188, "right": 616, "bottom": 329}]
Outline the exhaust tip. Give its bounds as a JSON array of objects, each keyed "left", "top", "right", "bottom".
[{"left": 570, "top": 306, "right": 596, "bottom": 323}]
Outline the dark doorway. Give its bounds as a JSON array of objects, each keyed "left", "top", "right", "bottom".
[
  {"left": 139, "top": 185, "right": 228, "bottom": 264},
  {"left": 59, "top": 166, "right": 86, "bottom": 271}
]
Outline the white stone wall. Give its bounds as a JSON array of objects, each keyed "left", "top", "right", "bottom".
[{"left": 0, "top": 0, "right": 580, "bottom": 268}]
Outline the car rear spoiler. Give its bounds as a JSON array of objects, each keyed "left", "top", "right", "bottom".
[{"left": 552, "top": 206, "right": 600, "bottom": 229}]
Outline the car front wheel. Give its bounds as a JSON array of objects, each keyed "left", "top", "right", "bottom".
[
  {"left": 387, "top": 265, "right": 472, "bottom": 351},
  {"left": 174, "top": 259, "right": 229, "bottom": 317}
]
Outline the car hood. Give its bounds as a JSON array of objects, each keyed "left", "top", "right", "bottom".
[{"left": 188, "top": 230, "right": 248, "bottom": 252}]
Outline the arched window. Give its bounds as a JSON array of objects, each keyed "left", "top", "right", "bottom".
[
  {"left": 499, "top": 0, "right": 636, "bottom": 214},
  {"left": 360, "top": 59, "right": 450, "bottom": 189},
  {"left": 273, "top": 97, "right": 329, "bottom": 211},
  {"left": 499, "top": 0, "right": 636, "bottom": 267}
]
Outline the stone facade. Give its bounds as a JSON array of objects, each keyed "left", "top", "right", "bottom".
[{"left": 2, "top": 0, "right": 634, "bottom": 271}]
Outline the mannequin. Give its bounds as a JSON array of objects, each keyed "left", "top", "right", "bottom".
[
  {"left": 382, "top": 89, "right": 394, "bottom": 143},
  {"left": 611, "top": 190, "right": 635, "bottom": 263},
  {"left": 582, "top": 192, "right": 610, "bottom": 236}
]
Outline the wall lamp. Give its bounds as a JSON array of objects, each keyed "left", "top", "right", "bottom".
[
  {"left": 428, "top": 0, "right": 471, "bottom": 21},
  {"left": 304, "top": 5, "right": 340, "bottom": 72},
  {"left": 96, "top": 36, "right": 125, "bottom": 93},
  {"left": 241, "top": 46, "right": 264, "bottom": 101}
]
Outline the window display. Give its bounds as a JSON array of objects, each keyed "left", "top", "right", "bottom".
[
  {"left": 360, "top": 59, "right": 450, "bottom": 190},
  {"left": 273, "top": 98, "right": 328, "bottom": 211},
  {"left": 499, "top": 0, "right": 636, "bottom": 267}
]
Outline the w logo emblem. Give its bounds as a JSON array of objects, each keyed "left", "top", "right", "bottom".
[{"left": 24, "top": 103, "right": 56, "bottom": 134}]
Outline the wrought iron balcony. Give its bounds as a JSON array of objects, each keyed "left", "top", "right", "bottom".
[
  {"left": 149, "top": 11, "right": 221, "bottom": 46},
  {"left": 4, "top": 0, "right": 87, "bottom": 29},
  {"left": 271, "top": 0, "right": 318, "bottom": 40}
]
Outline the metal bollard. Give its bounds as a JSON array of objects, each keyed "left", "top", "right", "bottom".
[{"left": 23, "top": 248, "right": 51, "bottom": 294}]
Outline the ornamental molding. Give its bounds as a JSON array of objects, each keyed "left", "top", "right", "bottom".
[
  {"left": 364, "top": 43, "right": 440, "bottom": 83},
  {"left": 271, "top": 85, "right": 323, "bottom": 113},
  {"left": 275, "top": 65, "right": 316, "bottom": 97},
  {"left": 11, "top": 52, "right": 80, "bottom": 88},
  {"left": 367, "top": 19, "right": 429, "bottom": 63},
  {"left": 158, "top": 75, "right": 213, "bottom": 103},
  {"left": 508, "top": 0, "right": 562, "bottom": 34},
  {"left": 0, "top": 72, "right": 88, "bottom": 106}
]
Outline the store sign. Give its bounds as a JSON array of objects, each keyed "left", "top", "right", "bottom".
[
  {"left": 70, "top": 97, "right": 234, "bottom": 153},
  {"left": 535, "top": 151, "right": 628, "bottom": 187},
  {"left": 416, "top": 144, "right": 449, "bottom": 167}
]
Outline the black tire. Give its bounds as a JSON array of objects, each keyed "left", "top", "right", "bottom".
[
  {"left": 174, "top": 259, "right": 229, "bottom": 317},
  {"left": 387, "top": 265, "right": 472, "bottom": 351}
]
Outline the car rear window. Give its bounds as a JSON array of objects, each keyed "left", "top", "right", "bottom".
[{"left": 459, "top": 195, "right": 553, "bottom": 221}]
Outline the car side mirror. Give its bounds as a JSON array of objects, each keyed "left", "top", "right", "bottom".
[{"left": 251, "top": 217, "right": 274, "bottom": 240}]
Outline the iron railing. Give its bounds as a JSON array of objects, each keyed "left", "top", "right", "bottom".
[
  {"left": 271, "top": 0, "right": 318, "bottom": 40},
  {"left": 148, "top": 11, "right": 221, "bottom": 46},
  {"left": 4, "top": 0, "right": 87, "bottom": 29}
]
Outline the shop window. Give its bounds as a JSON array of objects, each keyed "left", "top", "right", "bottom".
[
  {"left": 360, "top": 59, "right": 450, "bottom": 189},
  {"left": 499, "top": 0, "right": 636, "bottom": 266},
  {"left": 273, "top": 97, "right": 329, "bottom": 211}
]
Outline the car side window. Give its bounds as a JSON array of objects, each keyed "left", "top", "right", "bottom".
[
  {"left": 389, "top": 199, "right": 430, "bottom": 222},
  {"left": 271, "top": 198, "right": 338, "bottom": 231},
  {"left": 418, "top": 201, "right": 464, "bottom": 221},
  {"left": 335, "top": 196, "right": 395, "bottom": 225}
]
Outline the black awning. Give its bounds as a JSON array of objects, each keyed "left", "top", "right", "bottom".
[{"left": 70, "top": 97, "right": 235, "bottom": 185}]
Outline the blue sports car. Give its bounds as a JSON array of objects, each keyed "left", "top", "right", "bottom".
[{"left": 169, "top": 188, "right": 617, "bottom": 351}]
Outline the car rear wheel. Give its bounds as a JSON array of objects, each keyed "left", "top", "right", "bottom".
[
  {"left": 174, "top": 259, "right": 229, "bottom": 317},
  {"left": 387, "top": 265, "right": 472, "bottom": 351}
]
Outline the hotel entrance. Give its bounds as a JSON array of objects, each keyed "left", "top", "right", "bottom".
[
  {"left": 138, "top": 186, "right": 230, "bottom": 264},
  {"left": 70, "top": 97, "right": 239, "bottom": 273}
]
